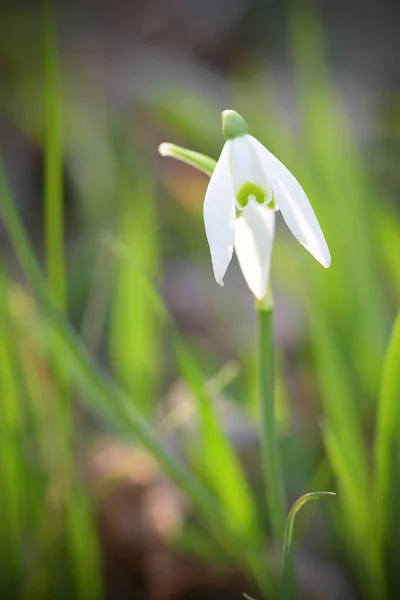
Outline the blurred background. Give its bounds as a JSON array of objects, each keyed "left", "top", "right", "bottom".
[{"left": 0, "top": 0, "right": 400, "bottom": 599}]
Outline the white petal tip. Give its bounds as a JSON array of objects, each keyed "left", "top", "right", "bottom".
[
  {"left": 320, "top": 254, "right": 331, "bottom": 268},
  {"left": 216, "top": 278, "right": 225, "bottom": 287},
  {"left": 158, "top": 142, "right": 172, "bottom": 157}
]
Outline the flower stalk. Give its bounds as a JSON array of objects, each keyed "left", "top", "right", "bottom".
[{"left": 257, "top": 290, "right": 286, "bottom": 546}]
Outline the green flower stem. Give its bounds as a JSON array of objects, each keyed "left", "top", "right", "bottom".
[{"left": 256, "top": 289, "right": 286, "bottom": 546}]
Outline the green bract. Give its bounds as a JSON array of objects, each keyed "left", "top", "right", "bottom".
[{"left": 222, "top": 110, "right": 248, "bottom": 140}]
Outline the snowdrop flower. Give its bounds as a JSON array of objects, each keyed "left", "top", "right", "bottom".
[{"left": 204, "top": 110, "right": 331, "bottom": 299}]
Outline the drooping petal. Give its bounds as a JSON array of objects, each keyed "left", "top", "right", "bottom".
[
  {"left": 203, "top": 141, "right": 236, "bottom": 285},
  {"left": 247, "top": 135, "right": 331, "bottom": 268},
  {"left": 234, "top": 202, "right": 275, "bottom": 300}
]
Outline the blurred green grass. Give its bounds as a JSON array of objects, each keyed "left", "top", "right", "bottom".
[{"left": 0, "top": 2, "right": 399, "bottom": 599}]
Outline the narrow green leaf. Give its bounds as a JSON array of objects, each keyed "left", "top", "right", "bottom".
[
  {"left": 377, "top": 208, "right": 400, "bottom": 301},
  {"left": 283, "top": 491, "right": 336, "bottom": 566},
  {"left": 104, "top": 233, "right": 259, "bottom": 545},
  {"left": 375, "top": 310, "right": 400, "bottom": 543},
  {"left": 110, "top": 158, "right": 161, "bottom": 414},
  {"left": 282, "top": 492, "right": 335, "bottom": 599},
  {"left": 310, "top": 307, "right": 387, "bottom": 597},
  {"left": 0, "top": 268, "right": 24, "bottom": 590},
  {"left": 325, "top": 425, "right": 387, "bottom": 599},
  {"left": 288, "top": 5, "right": 387, "bottom": 397},
  {"left": 65, "top": 489, "right": 102, "bottom": 600},
  {"left": 173, "top": 336, "right": 260, "bottom": 544},
  {"left": 43, "top": 0, "right": 66, "bottom": 310}
]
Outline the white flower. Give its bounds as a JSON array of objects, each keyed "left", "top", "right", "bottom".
[{"left": 204, "top": 110, "right": 331, "bottom": 300}]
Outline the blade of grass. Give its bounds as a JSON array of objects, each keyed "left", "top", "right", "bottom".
[
  {"left": 43, "top": 0, "right": 66, "bottom": 310},
  {"left": 377, "top": 207, "right": 400, "bottom": 301},
  {"left": 310, "top": 307, "right": 369, "bottom": 494},
  {"left": 282, "top": 492, "right": 335, "bottom": 600},
  {"left": 110, "top": 155, "right": 160, "bottom": 414},
  {"left": 12, "top": 294, "right": 103, "bottom": 599},
  {"left": 65, "top": 488, "right": 102, "bottom": 600},
  {"left": 288, "top": 5, "right": 388, "bottom": 398},
  {"left": 173, "top": 336, "right": 269, "bottom": 592},
  {"left": 374, "top": 310, "right": 400, "bottom": 546},
  {"left": 173, "top": 335, "right": 260, "bottom": 544},
  {"left": 324, "top": 425, "right": 387, "bottom": 600},
  {"left": 0, "top": 267, "right": 24, "bottom": 593},
  {"left": 81, "top": 239, "right": 114, "bottom": 355},
  {"left": 43, "top": 12, "right": 95, "bottom": 596},
  {"left": 105, "top": 234, "right": 260, "bottom": 543},
  {"left": 5, "top": 284, "right": 61, "bottom": 598},
  {"left": 309, "top": 305, "right": 386, "bottom": 597}
]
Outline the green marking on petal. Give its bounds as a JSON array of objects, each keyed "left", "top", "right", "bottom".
[
  {"left": 236, "top": 182, "right": 266, "bottom": 209},
  {"left": 268, "top": 195, "right": 278, "bottom": 210},
  {"left": 222, "top": 110, "right": 248, "bottom": 140},
  {"left": 235, "top": 207, "right": 245, "bottom": 219}
]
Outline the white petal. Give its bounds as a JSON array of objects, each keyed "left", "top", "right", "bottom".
[
  {"left": 203, "top": 141, "right": 236, "bottom": 285},
  {"left": 230, "top": 137, "right": 272, "bottom": 208},
  {"left": 234, "top": 202, "right": 275, "bottom": 300},
  {"left": 247, "top": 135, "right": 331, "bottom": 268}
]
